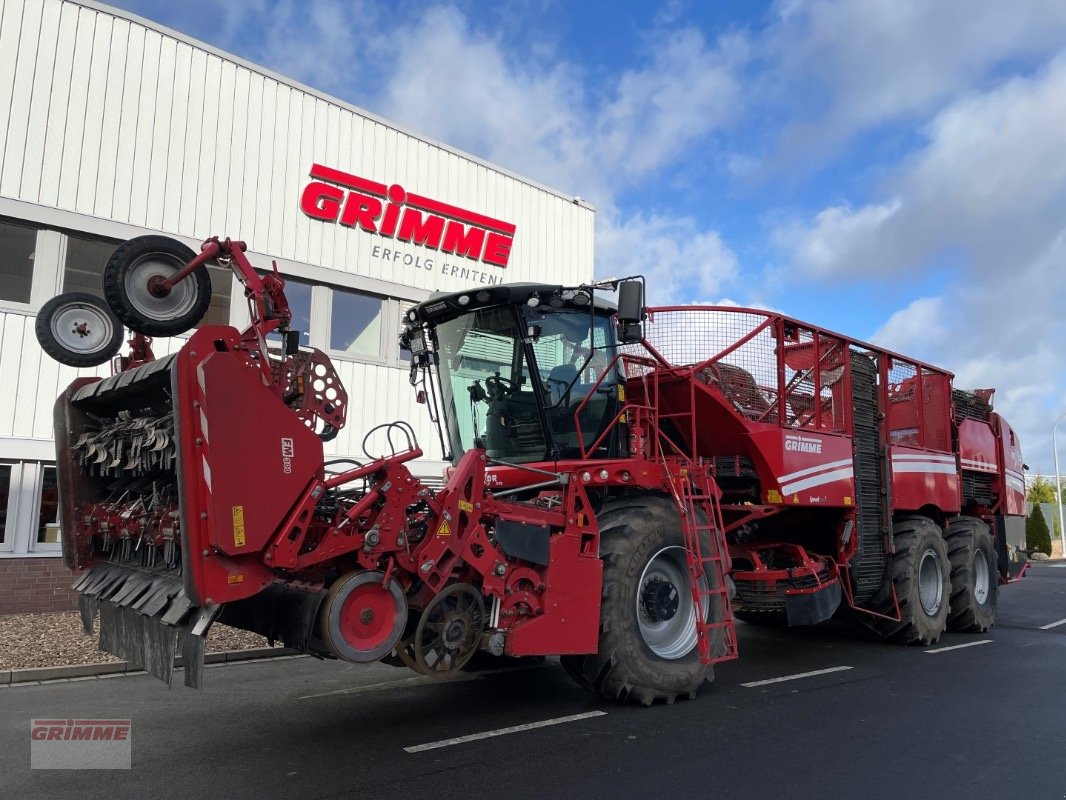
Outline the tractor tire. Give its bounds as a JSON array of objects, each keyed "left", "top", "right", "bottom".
[
  {"left": 35, "top": 292, "right": 125, "bottom": 367},
  {"left": 945, "top": 516, "right": 998, "bottom": 632},
  {"left": 103, "top": 236, "right": 211, "bottom": 336},
  {"left": 861, "top": 515, "right": 950, "bottom": 645},
  {"left": 559, "top": 494, "right": 725, "bottom": 705}
]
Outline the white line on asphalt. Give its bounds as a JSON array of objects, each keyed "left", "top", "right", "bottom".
[
  {"left": 297, "top": 674, "right": 463, "bottom": 700},
  {"left": 1038, "top": 618, "right": 1066, "bottom": 630},
  {"left": 404, "top": 711, "right": 607, "bottom": 753},
  {"left": 296, "top": 661, "right": 551, "bottom": 700},
  {"left": 924, "top": 640, "right": 993, "bottom": 653},
  {"left": 739, "top": 666, "right": 852, "bottom": 687}
]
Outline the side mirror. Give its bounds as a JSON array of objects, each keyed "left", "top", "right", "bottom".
[
  {"left": 616, "top": 280, "right": 644, "bottom": 343},
  {"left": 617, "top": 280, "right": 644, "bottom": 323}
]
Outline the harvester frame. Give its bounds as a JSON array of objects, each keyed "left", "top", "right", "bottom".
[{"left": 36, "top": 233, "right": 1027, "bottom": 703}]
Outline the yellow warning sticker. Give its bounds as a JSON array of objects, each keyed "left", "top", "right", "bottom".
[
  {"left": 843, "top": 496, "right": 853, "bottom": 506},
  {"left": 436, "top": 519, "right": 452, "bottom": 536},
  {"left": 232, "top": 506, "right": 246, "bottom": 547},
  {"left": 791, "top": 494, "right": 800, "bottom": 504},
  {"left": 227, "top": 574, "right": 244, "bottom": 585},
  {"left": 457, "top": 500, "right": 474, "bottom": 513},
  {"left": 767, "top": 489, "right": 782, "bottom": 504}
]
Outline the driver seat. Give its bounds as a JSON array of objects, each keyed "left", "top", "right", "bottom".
[{"left": 546, "top": 363, "right": 580, "bottom": 405}]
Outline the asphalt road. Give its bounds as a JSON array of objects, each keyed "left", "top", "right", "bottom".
[{"left": 3, "top": 563, "right": 1065, "bottom": 800}]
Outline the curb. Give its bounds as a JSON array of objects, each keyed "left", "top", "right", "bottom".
[{"left": 0, "top": 646, "right": 299, "bottom": 685}]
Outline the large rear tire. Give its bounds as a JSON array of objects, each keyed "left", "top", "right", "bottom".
[
  {"left": 862, "top": 515, "right": 950, "bottom": 645},
  {"left": 560, "top": 495, "right": 724, "bottom": 705},
  {"left": 945, "top": 516, "right": 998, "bottom": 632},
  {"left": 103, "top": 236, "right": 211, "bottom": 336}
]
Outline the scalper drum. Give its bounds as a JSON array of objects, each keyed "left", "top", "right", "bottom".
[{"left": 319, "top": 571, "right": 408, "bottom": 663}]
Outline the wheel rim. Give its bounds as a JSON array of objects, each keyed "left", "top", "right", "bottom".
[
  {"left": 50, "top": 301, "right": 115, "bottom": 355},
  {"left": 918, "top": 548, "right": 944, "bottom": 616},
  {"left": 323, "top": 571, "right": 407, "bottom": 662},
  {"left": 972, "top": 549, "right": 990, "bottom": 605},
  {"left": 636, "top": 546, "right": 706, "bottom": 660},
  {"left": 123, "top": 253, "right": 200, "bottom": 322}
]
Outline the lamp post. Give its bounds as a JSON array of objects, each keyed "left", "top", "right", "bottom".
[{"left": 1054, "top": 412, "right": 1066, "bottom": 557}]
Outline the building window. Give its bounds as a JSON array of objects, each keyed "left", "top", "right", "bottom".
[
  {"left": 37, "top": 466, "right": 60, "bottom": 544},
  {"left": 63, "top": 233, "right": 119, "bottom": 296},
  {"left": 0, "top": 464, "right": 10, "bottom": 545},
  {"left": 267, "top": 278, "right": 313, "bottom": 347},
  {"left": 330, "top": 289, "right": 383, "bottom": 357},
  {"left": 64, "top": 232, "right": 232, "bottom": 327},
  {"left": 0, "top": 220, "right": 38, "bottom": 303}
]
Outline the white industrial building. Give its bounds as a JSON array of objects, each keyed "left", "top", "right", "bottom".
[{"left": 0, "top": 0, "right": 594, "bottom": 585}]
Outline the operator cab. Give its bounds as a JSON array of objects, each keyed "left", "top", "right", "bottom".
[{"left": 403, "top": 283, "right": 629, "bottom": 464}]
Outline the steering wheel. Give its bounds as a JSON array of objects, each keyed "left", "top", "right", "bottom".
[{"left": 485, "top": 374, "right": 517, "bottom": 400}]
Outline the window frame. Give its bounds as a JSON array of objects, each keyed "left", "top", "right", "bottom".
[
  {"left": 31, "top": 464, "right": 61, "bottom": 553},
  {"left": 264, "top": 275, "right": 414, "bottom": 369},
  {"left": 0, "top": 461, "right": 16, "bottom": 553},
  {"left": 322, "top": 285, "right": 389, "bottom": 366}
]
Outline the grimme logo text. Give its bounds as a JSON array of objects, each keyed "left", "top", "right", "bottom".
[{"left": 300, "top": 163, "right": 515, "bottom": 268}]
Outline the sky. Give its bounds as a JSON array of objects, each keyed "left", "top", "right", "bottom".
[{"left": 109, "top": 0, "right": 1066, "bottom": 474}]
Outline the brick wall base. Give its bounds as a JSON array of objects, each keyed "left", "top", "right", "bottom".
[{"left": 0, "top": 558, "right": 82, "bottom": 615}]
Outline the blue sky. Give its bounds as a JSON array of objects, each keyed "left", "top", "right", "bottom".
[{"left": 109, "top": 0, "right": 1066, "bottom": 472}]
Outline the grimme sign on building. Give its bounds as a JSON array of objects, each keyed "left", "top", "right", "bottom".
[{"left": 300, "top": 163, "right": 517, "bottom": 284}]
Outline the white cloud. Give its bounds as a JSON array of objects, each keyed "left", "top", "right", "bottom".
[
  {"left": 764, "top": 0, "right": 1066, "bottom": 164},
  {"left": 370, "top": 7, "right": 746, "bottom": 302},
  {"left": 779, "top": 55, "right": 1066, "bottom": 467},
  {"left": 595, "top": 28, "right": 746, "bottom": 178},
  {"left": 869, "top": 297, "right": 946, "bottom": 355},
  {"left": 596, "top": 210, "right": 738, "bottom": 305},
  {"left": 780, "top": 198, "right": 902, "bottom": 277}
]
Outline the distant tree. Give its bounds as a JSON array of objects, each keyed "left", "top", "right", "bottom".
[
  {"left": 1026, "top": 505, "right": 1052, "bottom": 555},
  {"left": 1027, "top": 476, "right": 1058, "bottom": 504}
]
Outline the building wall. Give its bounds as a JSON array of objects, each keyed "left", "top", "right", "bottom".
[
  {"left": 0, "top": 558, "right": 80, "bottom": 614},
  {"left": 0, "top": 0, "right": 595, "bottom": 610}
]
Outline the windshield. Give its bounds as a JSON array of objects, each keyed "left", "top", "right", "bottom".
[{"left": 433, "top": 306, "right": 620, "bottom": 463}]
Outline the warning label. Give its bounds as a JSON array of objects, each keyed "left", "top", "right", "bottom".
[{"left": 232, "top": 506, "right": 246, "bottom": 547}]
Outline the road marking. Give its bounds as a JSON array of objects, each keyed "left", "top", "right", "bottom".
[
  {"left": 296, "top": 661, "right": 551, "bottom": 700},
  {"left": 404, "top": 711, "right": 607, "bottom": 753},
  {"left": 1038, "top": 618, "right": 1066, "bottom": 630},
  {"left": 924, "top": 640, "right": 993, "bottom": 653},
  {"left": 739, "top": 666, "right": 852, "bottom": 687}
]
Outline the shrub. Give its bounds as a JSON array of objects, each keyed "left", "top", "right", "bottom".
[{"left": 1026, "top": 505, "right": 1052, "bottom": 556}]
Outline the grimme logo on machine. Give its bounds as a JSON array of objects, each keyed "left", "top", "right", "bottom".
[
  {"left": 785, "top": 434, "right": 823, "bottom": 454},
  {"left": 300, "top": 163, "right": 516, "bottom": 268}
]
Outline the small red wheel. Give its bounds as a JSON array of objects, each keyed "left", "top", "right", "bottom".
[{"left": 319, "top": 571, "right": 407, "bottom": 663}]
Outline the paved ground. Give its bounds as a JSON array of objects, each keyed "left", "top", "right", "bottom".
[{"left": 2, "top": 563, "right": 1065, "bottom": 799}]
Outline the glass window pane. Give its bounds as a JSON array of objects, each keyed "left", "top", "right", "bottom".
[
  {"left": 267, "top": 279, "right": 313, "bottom": 347},
  {"left": 330, "top": 289, "right": 383, "bottom": 357},
  {"left": 37, "top": 466, "right": 59, "bottom": 543},
  {"left": 0, "top": 220, "right": 38, "bottom": 303},
  {"left": 0, "top": 464, "right": 11, "bottom": 544},
  {"left": 202, "top": 264, "right": 233, "bottom": 326},
  {"left": 63, "top": 234, "right": 119, "bottom": 297}
]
